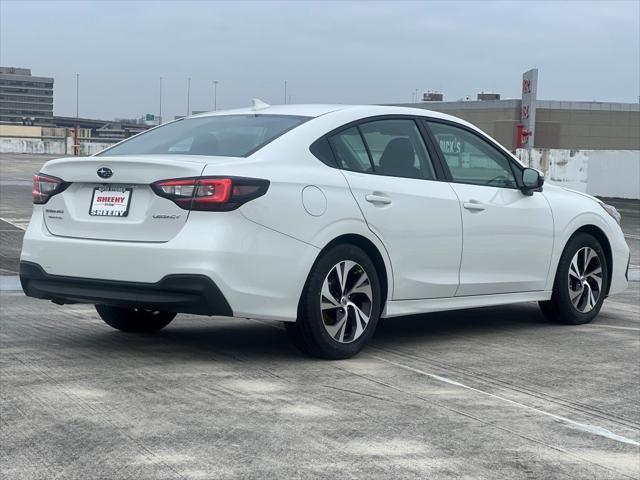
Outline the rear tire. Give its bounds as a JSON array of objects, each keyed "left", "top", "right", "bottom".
[
  {"left": 286, "top": 244, "right": 382, "bottom": 359},
  {"left": 539, "top": 233, "right": 608, "bottom": 325},
  {"left": 95, "top": 305, "right": 176, "bottom": 333}
]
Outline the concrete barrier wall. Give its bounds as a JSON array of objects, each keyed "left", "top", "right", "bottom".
[
  {"left": 0, "top": 125, "right": 43, "bottom": 137},
  {"left": 72, "top": 139, "right": 115, "bottom": 156},
  {"left": 0, "top": 137, "right": 116, "bottom": 157},
  {"left": 0, "top": 137, "right": 66, "bottom": 155},
  {"left": 516, "top": 148, "right": 640, "bottom": 199},
  {"left": 2, "top": 138, "right": 638, "bottom": 199}
]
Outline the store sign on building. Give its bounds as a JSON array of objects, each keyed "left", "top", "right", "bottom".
[
  {"left": 521, "top": 68, "right": 538, "bottom": 148},
  {"left": 438, "top": 135, "right": 462, "bottom": 154}
]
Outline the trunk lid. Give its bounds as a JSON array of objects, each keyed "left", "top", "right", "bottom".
[{"left": 40, "top": 155, "right": 212, "bottom": 242}]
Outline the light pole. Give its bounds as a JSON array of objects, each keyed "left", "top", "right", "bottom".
[
  {"left": 75, "top": 73, "right": 79, "bottom": 121},
  {"left": 213, "top": 80, "right": 219, "bottom": 111},
  {"left": 186, "top": 77, "right": 191, "bottom": 116},
  {"left": 74, "top": 73, "right": 79, "bottom": 156},
  {"left": 284, "top": 80, "right": 287, "bottom": 104},
  {"left": 158, "top": 76, "right": 163, "bottom": 125}
]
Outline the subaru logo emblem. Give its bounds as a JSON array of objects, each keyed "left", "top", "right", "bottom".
[{"left": 97, "top": 167, "right": 113, "bottom": 179}]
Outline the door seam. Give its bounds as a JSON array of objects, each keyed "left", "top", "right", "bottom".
[
  {"left": 338, "top": 169, "right": 396, "bottom": 300},
  {"left": 447, "top": 181, "right": 464, "bottom": 297}
]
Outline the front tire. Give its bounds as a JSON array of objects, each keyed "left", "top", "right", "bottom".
[
  {"left": 286, "top": 244, "right": 382, "bottom": 359},
  {"left": 95, "top": 305, "right": 176, "bottom": 333},
  {"left": 539, "top": 233, "right": 608, "bottom": 325}
]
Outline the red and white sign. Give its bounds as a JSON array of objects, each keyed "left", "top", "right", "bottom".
[
  {"left": 521, "top": 69, "right": 538, "bottom": 148},
  {"left": 90, "top": 187, "right": 132, "bottom": 217}
]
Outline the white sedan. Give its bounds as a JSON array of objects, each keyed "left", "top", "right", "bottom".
[{"left": 20, "top": 103, "right": 629, "bottom": 359}]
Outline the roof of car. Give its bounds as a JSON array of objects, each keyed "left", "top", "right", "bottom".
[
  {"left": 190, "top": 103, "right": 461, "bottom": 122},
  {"left": 191, "top": 104, "right": 348, "bottom": 118}
]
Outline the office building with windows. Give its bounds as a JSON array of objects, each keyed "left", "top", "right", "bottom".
[{"left": 0, "top": 67, "right": 54, "bottom": 125}]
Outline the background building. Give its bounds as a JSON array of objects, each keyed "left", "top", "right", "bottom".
[
  {"left": 52, "top": 116, "right": 149, "bottom": 139},
  {"left": 395, "top": 98, "right": 639, "bottom": 151},
  {"left": 0, "top": 67, "right": 54, "bottom": 125},
  {"left": 391, "top": 69, "right": 639, "bottom": 199},
  {"left": 477, "top": 92, "right": 500, "bottom": 101},
  {"left": 397, "top": 69, "right": 639, "bottom": 152},
  {"left": 422, "top": 91, "right": 443, "bottom": 102}
]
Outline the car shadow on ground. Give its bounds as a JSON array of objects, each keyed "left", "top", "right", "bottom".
[
  {"left": 51, "top": 303, "right": 553, "bottom": 362},
  {"left": 375, "top": 302, "right": 550, "bottom": 342}
]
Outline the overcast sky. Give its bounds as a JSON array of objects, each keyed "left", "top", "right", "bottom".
[{"left": 2, "top": 0, "right": 639, "bottom": 120}]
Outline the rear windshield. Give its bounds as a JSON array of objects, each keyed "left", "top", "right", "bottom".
[{"left": 98, "top": 114, "right": 309, "bottom": 157}]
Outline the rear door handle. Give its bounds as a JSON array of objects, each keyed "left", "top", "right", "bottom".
[
  {"left": 463, "top": 200, "right": 486, "bottom": 211},
  {"left": 365, "top": 194, "right": 392, "bottom": 205}
]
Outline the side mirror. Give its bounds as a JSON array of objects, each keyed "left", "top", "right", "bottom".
[{"left": 521, "top": 168, "right": 544, "bottom": 195}]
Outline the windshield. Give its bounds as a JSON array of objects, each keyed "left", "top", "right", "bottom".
[{"left": 98, "top": 114, "right": 310, "bottom": 157}]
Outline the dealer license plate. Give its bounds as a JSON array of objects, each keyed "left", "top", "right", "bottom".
[{"left": 89, "top": 186, "right": 132, "bottom": 217}]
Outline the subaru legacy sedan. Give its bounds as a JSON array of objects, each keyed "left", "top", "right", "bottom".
[{"left": 20, "top": 103, "right": 629, "bottom": 359}]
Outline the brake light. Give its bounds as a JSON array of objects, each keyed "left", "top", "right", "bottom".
[
  {"left": 151, "top": 176, "right": 269, "bottom": 211},
  {"left": 32, "top": 173, "right": 69, "bottom": 204}
]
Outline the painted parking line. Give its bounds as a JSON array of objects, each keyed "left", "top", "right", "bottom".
[
  {"left": 605, "top": 299, "right": 640, "bottom": 312},
  {"left": 0, "top": 276, "right": 22, "bottom": 291},
  {"left": 590, "top": 324, "right": 640, "bottom": 332},
  {"left": 370, "top": 354, "right": 640, "bottom": 447},
  {"left": 0, "top": 217, "right": 27, "bottom": 231},
  {"left": 628, "top": 265, "right": 640, "bottom": 282},
  {"left": 0, "top": 181, "right": 32, "bottom": 187}
]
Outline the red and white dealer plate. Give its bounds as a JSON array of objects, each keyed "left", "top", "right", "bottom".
[{"left": 89, "top": 186, "right": 132, "bottom": 217}]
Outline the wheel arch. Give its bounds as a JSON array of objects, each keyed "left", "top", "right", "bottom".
[
  {"left": 567, "top": 224, "right": 613, "bottom": 295},
  {"left": 301, "top": 233, "right": 392, "bottom": 314}
]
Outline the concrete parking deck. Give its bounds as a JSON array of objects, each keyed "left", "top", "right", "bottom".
[{"left": 1, "top": 154, "right": 639, "bottom": 479}]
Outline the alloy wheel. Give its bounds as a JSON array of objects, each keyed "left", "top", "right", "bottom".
[
  {"left": 568, "top": 247, "right": 603, "bottom": 313},
  {"left": 320, "top": 260, "right": 373, "bottom": 343}
]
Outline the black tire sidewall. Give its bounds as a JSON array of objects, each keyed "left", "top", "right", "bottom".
[{"left": 298, "top": 244, "right": 382, "bottom": 359}]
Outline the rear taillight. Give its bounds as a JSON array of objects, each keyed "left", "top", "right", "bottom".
[
  {"left": 32, "top": 173, "right": 69, "bottom": 204},
  {"left": 151, "top": 176, "right": 269, "bottom": 211}
]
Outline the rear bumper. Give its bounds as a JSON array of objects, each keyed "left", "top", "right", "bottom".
[
  {"left": 20, "top": 208, "right": 320, "bottom": 321},
  {"left": 20, "top": 261, "right": 233, "bottom": 316}
]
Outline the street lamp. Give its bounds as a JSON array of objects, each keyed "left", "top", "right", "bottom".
[
  {"left": 186, "top": 77, "right": 191, "bottom": 116},
  {"left": 213, "top": 80, "right": 219, "bottom": 111},
  {"left": 284, "top": 80, "right": 287, "bottom": 104},
  {"left": 74, "top": 73, "right": 80, "bottom": 156},
  {"left": 75, "top": 73, "right": 80, "bottom": 121},
  {"left": 158, "top": 76, "right": 163, "bottom": 125}
]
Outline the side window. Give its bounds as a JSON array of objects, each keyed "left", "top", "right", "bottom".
[
  {"left": 427, "top": 122, "right": 517, "bottom": 188},
  {"left": 329, "top": 127, "right": 373, "bottom": 172},
  {"left": 359, "top": 119, "right": 436, "bottom": 180}
]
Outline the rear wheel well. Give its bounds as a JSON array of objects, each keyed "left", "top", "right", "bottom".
[
  {"left": 314, "top": 234, "right": 389, "bottom": 310},
  {"left": 571, "top": 225, "right": 613, "bottom": 295}
]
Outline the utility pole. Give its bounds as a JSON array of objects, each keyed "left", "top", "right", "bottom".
[
  {"left": 158, "top": 76, "right": 163, "bottom": 125},
  {"left": 186, "top": 77, "right": 191, "bottom": 116},
  {"left": 284, "top": 80, "right": 287, "bottom": 104},
  {"left": 213, "top": 80, "right": 219, "bottom": 111},
  {"left": 76, "top": 74, "right": 80, "bottom": 120},
  {"left": 74, "top": 73, "right": 79, "bottom": 156}
]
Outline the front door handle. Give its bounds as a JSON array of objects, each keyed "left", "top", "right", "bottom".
[
  {"left": 463, "top": 200, "right": 486, "bottom": 211},
  {"left": 365, "top": 194, "right": 392, "bottom": 205}
]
